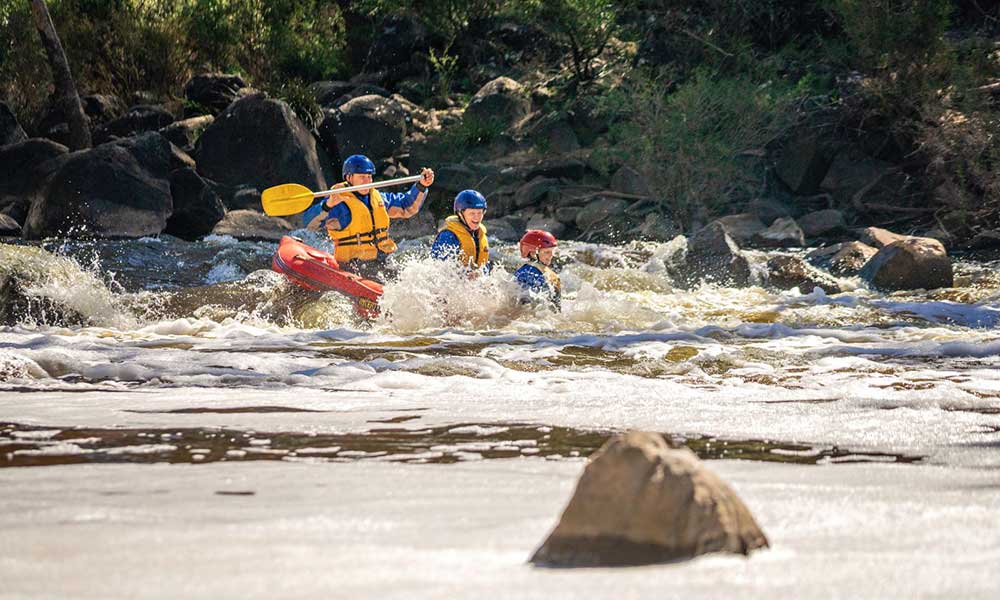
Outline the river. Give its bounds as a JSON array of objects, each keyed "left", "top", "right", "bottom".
[{"left": 1, "top": 231, "right": 999, "bottom": 598}]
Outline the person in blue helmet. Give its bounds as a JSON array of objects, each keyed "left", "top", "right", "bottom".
[
  {"left": 431, "top": 190, "right": 490, "bottom": 271},
  {"left": 515, "top": 230, "right": 561, "bottom": 310},
  {"left": 303, "top": 155, "right": 435, "bottom": 281}
]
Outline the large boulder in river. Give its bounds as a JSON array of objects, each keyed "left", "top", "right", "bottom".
[
  {"left": 210, "top": 209, "right": 296, "bottom": 241},
  {"left": 464, "top": 77, "right": 529, "bottom": 128},
  {"left": 860, "top": 237, "right": 953, "bottom": 291},
  {"left": 1, "top": 101, "right": 27, "bottom": 146},
  {"left": 183, "top": 73, "right": 247, "bottom": 116},
  {"left": 310, "top": 80, "right": 355, "bottom": 108},
  {"left": 685, "top": 222, "right": 752, "bottom": 286},
  {"left": 93, "top": 105, "right": 175, "bottom": 145},
  {"left": 0, "top": 139, "right": 69, "bottom": 224},
  {"left": 317, "top": 94, "right": 406, "bottom": 162},
  {"left": 166, "top": 168, "right": 226, "bottom": 240},
  {"left": 24, "top": 133, "right": 173, "bottom": 239},
  {"left": 194, "top": 94, "right": 328, "bottom": 193},
  {"left": 531, "top": 432, "right": 768, "bottom": 567}
]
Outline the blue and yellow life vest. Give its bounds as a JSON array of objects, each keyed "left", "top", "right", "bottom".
[
  {"left": 441, "top": 216, "right": 489, "bottom": 268},
  {"left": 326, "top": 183, "right": 397, "bottom": 263}
]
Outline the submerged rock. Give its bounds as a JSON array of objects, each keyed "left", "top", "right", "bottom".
[
  {"left": 531, "top": 431, "right": 768, "bottom": 567},
  {"left": 860, "top": 238, "right": 953, "bottom": 291},
  {"left": 0, "top": 244, "right": 126, "bottom": 327}
]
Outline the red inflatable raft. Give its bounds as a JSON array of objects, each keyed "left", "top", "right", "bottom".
[{"left": 271, "top": 236, "right": 383, "bottom": 319}]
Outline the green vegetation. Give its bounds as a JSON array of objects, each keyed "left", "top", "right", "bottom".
[{"left": 3, "top": 0, "right": 999, "bottom": 233}]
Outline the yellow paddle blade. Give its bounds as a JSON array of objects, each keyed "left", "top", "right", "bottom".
[{"left": 261, "top": 183, "right": 317, "bottom": 216}]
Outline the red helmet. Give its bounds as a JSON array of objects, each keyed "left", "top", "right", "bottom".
[{"left": 519, "top": 230, "right": 558, "bottom": 258}]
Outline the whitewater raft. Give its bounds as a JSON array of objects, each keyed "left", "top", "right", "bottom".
[{"left": 271, "top": 235, "right": 382, "bottom": 319}]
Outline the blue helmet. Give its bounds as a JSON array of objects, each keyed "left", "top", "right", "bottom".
[
  {"left": 454, "top": 190, "right": 487, "bottom": 214},
  {"left": 342, "top": 154, "right": 376, "bottom": 178}
]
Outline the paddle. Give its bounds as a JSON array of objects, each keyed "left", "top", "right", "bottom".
[{"left": 262, "top": 174, "right": 425, "bottom": 216}]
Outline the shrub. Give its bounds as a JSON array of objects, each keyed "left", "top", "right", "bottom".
[{"left": 596, "top": 68, "right": 800, "bottom": 227}]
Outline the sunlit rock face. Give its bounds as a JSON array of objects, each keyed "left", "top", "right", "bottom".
[{"left": 531, "top": 431, "right": 769, "bottom": 567}]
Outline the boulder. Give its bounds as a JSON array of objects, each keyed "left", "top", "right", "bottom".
[
  {"left": 530, "top": 432, "right": 768, "bottom": 567},
  {"left": 309, "top": 80, "right": 355, "bottom": 108},
  {"left": 1, "top": 245, "right": 96, "bottom": 326},
  {"left": 515, "top": 177, "right": 562, "bottom": 209},
  {"left": 821, "top": 149, "right": 899, "bottom": 208},
  {"left": 751, "top": 217, "right": 805, "bottom": 248},
  {"left": 532, "top": 119, "right": 580, "bottom": 154},
  {"left": 610, "top": 165, "right": 654, "bottom": 198},
  {"left": 747, "top": 197, "right": 792, "bottom": 224},
  {"left": 387, "top": 208, "right": 437, "bottom": 240},
  {"left": 766, "top": 255, "right": 842, "bottom": 294},
  {"left": 1, "top": 101, "right": 27, "bottom": 146},
  {"left": 464, "top": 77, "right": 529, "bottom": 128},
  {"left": 0, "top": 213, "right": 20, "bottom": 236},
  {"left": 554, "top": 206, "right": 582, "bottom": 225},
  {"left": 431, "top": 163, "right": 480, "bottom": 200},
  {"left": 24, "top": 133, "right": 173, "bottom": 239},
  {"left": 317, "top": 94, "right": 406, "bottom": 162},
  {"left": 714, "top": 214, "right": 766, "bottom": 245},
  {"left": 210, "top": 209, "right": 296, "bottom": 241},
  {"left": 806, "top": 241, "right": 878, "bottom": 276},
  {"left": 159, "top": 115, "right": 214, "bottom": 152},
  {"left": 632, "top": 212, "right": 680, "bottom": 242},
  {"left": 225, "top": 186, "right": 262, "bottom": 211},
  {"left": 0, "top": 139, "right": 69, "bottom": 225},
  {"left": 776, "top": 130, "right": 836, "bottom": 194},
  {"left": 526, "top": 158, "right": 587, "bottom": 181},
  {"left": 526, "top": 215, "right": 567, "bottom": 239},
  {"left": 364, "top": 14, "right": 428, "bottom": 71},
  {"left": 685, "top": 222, "right": 752, "bottom": 286},
  {"left": 194, "top": 94, "right": 328, "bottom": 193},
  {"left": 798, "top": 209, "right": 845, "bottom": 238},
  {"left": 81, "top": 94, "right": 124, "bottom": 125},
  {"left": 575, "top": 197, "right": 628, "bottom": 231},
  {"left": 183, "top": 73, "right": 247, "bottom": 116},
  {"left": 860, "top": 238, "right": 954, "bottom": 291},
  {"left": 93, "top": 105, "right": 175, "bottom": 145},
  {"left": 858, "top": 226, "right": 908, "bottom": 249},
  {"left": 487, "top": 215, "right": 525, "bottom": 242},
  {"left": 165, "top": 168, "right": 226, "bottom": 240}
]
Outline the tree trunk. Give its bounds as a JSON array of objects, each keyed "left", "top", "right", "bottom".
[{"left": 29, "top": 0, "right": 91, "bottom": 150}]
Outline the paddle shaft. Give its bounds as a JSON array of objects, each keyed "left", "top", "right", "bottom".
[{"left": 312, "top": 174, "right": 424, "bottom": 199}]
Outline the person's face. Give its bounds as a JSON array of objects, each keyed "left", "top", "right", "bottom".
[
  {"left": 461, "top": 208, "right": 485, "bottom": 229},
  {"left": 347, "top": 172, "right": 373, "bottom": 193},
  {"left": 537, "top": 247, "right": 555, "bottom": 265}
]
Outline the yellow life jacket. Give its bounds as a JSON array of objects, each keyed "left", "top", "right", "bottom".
[
  {"left": 326, "top": 183, "right": 398, "bottom": 263},
  {"left": 521, "top": 261, "right": 562, "bottom": 309},
  {"left": 441, "top": 216, "right": 489, "bottom": 268}
]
